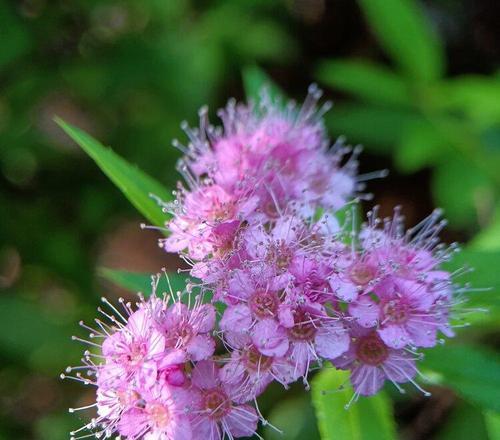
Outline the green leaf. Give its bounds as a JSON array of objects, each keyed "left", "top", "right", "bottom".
[
  {"left": 442, "top": 249, "right": 500, "bottom": 326},
  {"left": 55, "top": 118, "right": 171, "bottom": 227},
  {"left": 242, "top": 65, "right": 286, "bottom": 104},
  {"left": 99, "top": 268, "right": 187, "bottom": 295},
  {"left": 265, "top": 395, "right": 320, "bottom": 440},
  {"left": 438, "top": 76, "right": 500, "bottom": 127},
  {"left": 325, "top": 104, "right": 420, "bottom": 153},
  {"left": 316, "top": 59, "right": 411, "bottom": 107},
  {"left": 395, "top": 119, "right": 449, "bottom": 173},
  {"left": 436, "top": 401, "right": 489, "bottom": 440},
  {"left": 471, "top": 206, "right": 500, "bottom": 251},
  {"left": 422, "top": 345, "right": 500, "bottom": 412},
  {"left": 484, "top": 411, "right": 500, "bottom": 440},
  {"left": 358, "top": 0, "right": 444, "bottom": 81},
  {"left": 311, "top": 368, "right": 396, "bottom": 440},
  {"left": 432, "top": 157, "right": 494, "bottom": 229}
]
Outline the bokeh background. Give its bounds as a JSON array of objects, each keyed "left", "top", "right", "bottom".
[{"left": 1, "top": 0, "right": 499, "bottom": 439}]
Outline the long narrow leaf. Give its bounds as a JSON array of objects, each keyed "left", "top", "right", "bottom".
[
  {"left": 358, "top": 0, "right": 444, "bottom": 81},
  {"left": 316, "top": 59, "right": 411, "bottom": 107},
  {"left": 55, "top": 118, "right": 171, "bottom": 227}
]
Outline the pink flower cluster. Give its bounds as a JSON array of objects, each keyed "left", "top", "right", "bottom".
[{"left": 66, "top": 88, "right": 463, "bottom": 439}]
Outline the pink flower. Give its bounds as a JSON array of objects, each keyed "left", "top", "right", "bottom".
[
  {"left": 242, "top": 216, "right": 306, "bottom": 279},
  {"left": 357, "top": 208, "right": 453, "bottom": 287},
  {"left": 64, "top": 82, "right": 473, "bottom": 438},
  {"left": 332, "top": 328, "right": 421, "bottom": 397},
  {"left": 219, "top": 340, "right": 299, "bottom": 401},
  {"left": 279, "top": 300, "right": 350, "bottom": 382},
  {"left": 289, "top": 254, "right": 335, "bottom": 303},
  {"left": 328, "top": 248, "right": 384, "bottom": 303},
  {"left": 117, "top": 382, "right": 192, "bottom": 439},
  {"left": 154, "top": 300, "right": 216, "bottom": 362},
  {"left": 349, "top": 277, "right": 439, "bottom": 348},
  {"left": 100, "top": 307, "right": 166, "bottom": 390},
  {"left": 162, "top": 184, "right": 257, "bottom": 261},
  {"left": 163, "top": 87, "right": 359, "bottom": 265},
  {"left": 190, "top": 361, "right": 260, "bottom": 440},
  {"left": 219, "top": 269, "right": 291, "bottom": 356}
]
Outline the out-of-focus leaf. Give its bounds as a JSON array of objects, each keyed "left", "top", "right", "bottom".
[
  {"left": 438, "top": 76, "right": 500, "bottom": 127},
  {"left": 55, "top": 119, "right": 171, "bottom": 227},
  {"left": 60, "top": 63, "right": 109, "bottom": 100},
  {"left": 395, "top": 120, "right": 449, "bottom": 172},
  {"left": 311, "top": 368, "right": 396, "bottom": 440},
  {"left": 481, "top": 125, "right": 500, "bottom": 153},
  {"left": 0, "top": 4, "right": 32, "bottom": 68},
  {"left": 99, "top": 268, "right": 187, "bottom": 295},
  {"left": 243, "top": 65, "right": 286, "bottom": 104},
  {"left": 484, "top": 411, "right": 500, "bottom": 440},
  {"left": 0, "top": 296, "right": 77, "bottom": 372},
  {"left": 99, "top": 268, "right": 225, "bottom": 312},
  {"left": 436, "top": 401, "right": 489, "bottom": 440},
  {"left": 358, "top": 0, "right": 444, "bottom": 81},
  {"left": 442, "top": 249, "right": 500, "bottom": 326},
  {"left": 265, "top": 395, "right": 320, "bottom": 440},
  {"left": 445, "top": 250, "right": 500, "bottom": 293},
  {"left": 422, "top": 345, "right": 500, "bottom": 412},
  {"left": 432, "top": 158, "right": 494, "bottom": 229},
  {"left": 471, "top": 206, "right": 500, "bottom": 251},
  {"left": 36, "top": 414, "right": 76, "bottom": 440},
  {"left": 235, "top": 20, "right": 295, "bottom": 62},
  {"left": 316, "top": 59, "right": 411, "bottom": 107},
  {"left": 325, "top": 104, "right": 420, "bottom": 152}
]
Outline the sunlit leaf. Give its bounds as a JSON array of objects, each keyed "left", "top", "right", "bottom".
[
  {"left": 358, "top": 0, "right": 444, "bottom": 81},
  {"left": 316, "top": 59, "right": 411, "bottom": 107},
  {"left": 55, "top": 118, "right": 171, "bottom": 228},
  {"left": 311, "top": 368, "right": 397, "bottom": 440},
  {"left": 471, "top": 206, "right": 500, "bottom": 251},
  {"left": 422, "top": 345, "right": 500, "bottom": 412},
  {"left": 484, "top": 411, "right": 500, "bottom": 440}
]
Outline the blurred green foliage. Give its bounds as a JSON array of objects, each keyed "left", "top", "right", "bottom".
[
  {"left": 1, "top": 0, "right": 499, "bottom": 439},
  {"left": 317, "top": 0, "right": 500, "bottom": 231}
]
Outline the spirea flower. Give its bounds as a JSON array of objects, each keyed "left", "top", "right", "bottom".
[
  {"left": 190, "top": 360, "right": 260, "bottom": 440},
  {"left": 64, "top": 287, "right": 220, "bottom": 440},
  {"left": 332, "top": 326, "right": 422, "bottom": 400},
  {"left": 160, "top": 86, "right": 360, "bottom": 270},
  {"left": 65, "top": 85, "right": 474, "bottom": 439}
]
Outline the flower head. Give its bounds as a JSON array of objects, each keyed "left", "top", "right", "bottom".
[
  {"left": 190, "top": 361, "right": 260, "bottom": 440},
  {"left": 332, "top": 327, "right": 423, "bottom": 399}
]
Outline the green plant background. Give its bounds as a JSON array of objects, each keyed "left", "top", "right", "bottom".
[{"left": 1, "top": 1, "right": 499, "bottom": 439}]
